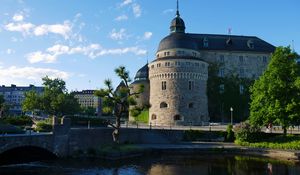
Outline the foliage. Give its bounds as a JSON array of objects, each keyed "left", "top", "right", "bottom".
[
  {"left": 80, "top": 106, "right": 96, "bottom": 116},
  {"left": 0, "top": 95, "right": 10, "bottom": 118},
  {"left": 34, "top": 120, "right": 52, "bottom": 132},
  {"left": 94, "top": 66, "right": 143, "bottom": 143},
  {"left": 98, "top": 144, "right": 142, "bottom": 155},
  {"left": 22, "top": 76, "right": 81, "bottom": 116},
  {"left": 233, "top": 122, "right": 261, "bottom": 142},
  {"left": 236, "top": 135, "right": 300, "bottom": 150},
  {"left": 0, "top": 123, "right": 25, "bottom": 134},
  {"left": 207, "top": 63, "right": 254, "bottom": 122},
  {"left": 225, "top": 124, "right": 235, "bottom": 142},
  {"left": 249, "top": 47, "right": 300, "bottom": 134},
  {"left": 68, "top": 115, "right": 107, "bottom": 127},
  {"left": 130, "top": 107, "right": 149, "bottom": 123},
  {"left": 1, "top": 115, "right": 33, "bottom": 127},
  {"left": 182, "top": 130, "right": 225, "bottom": 141}
]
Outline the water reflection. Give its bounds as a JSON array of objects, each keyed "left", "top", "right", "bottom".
[{"left": 0, "top": 155, "right": 300, "bottom": 175}]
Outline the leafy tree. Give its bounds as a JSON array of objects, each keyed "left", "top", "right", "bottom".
[
  {"left": 207, "top": 63, "right": 254, "bottom": 123},
  {"left": 95, "top": 66, "right": 143, "bottom": 143},
  {"left": 22, "top": 76, "right": 81, "bottom": 116},
  {"left": 0, "top": 95, "right": 5, "bottom": 118},
  {"left": 0, "top": 95, "right": 10, "bottom": 118},
  {"left": 81, "top": 106, "right": 96, "bottom": 116},
  {"left": 249, "top": 46, "right": 300, "bottom": 134}
]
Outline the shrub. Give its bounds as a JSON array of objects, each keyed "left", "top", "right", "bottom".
[
  {"left": 234, "top": 121, "right": 261, "bottom": 142},
  {"left": 34, "top": 121, "right": 52, "bottom": 132},
  {"left": 1, "top": 116, "right": 33, "bottom": 127},
  {"left": 225, "top": 124, "right": 235, "bottom": 142},
  {"left": 68, "top": 116, "right": 107, "bottom": 127}
]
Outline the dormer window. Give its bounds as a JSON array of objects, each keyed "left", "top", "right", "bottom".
[
  {"left": 203, "top": 38, "right": 208, "bottom": 47},
  {"left": 247, "top": 40, "right": 254, "bottom": 49}
]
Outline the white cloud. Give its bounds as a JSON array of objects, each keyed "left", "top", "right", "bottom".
[
  {"left": 143, "top": 32, "right": 153, "bottom": 40},
  {"left": 132, "top": 3, "right": 141, "bottom": 18},
  {"left": 26, "top": 44, "right": 147, "bottom": 63},
  {"left": 115, "top": 15, "right": 128, "bottom": 21},
  {"left": 6, "top": 49, "right": 15, "bottom": 55},
  {"left": 4, "top": 22, "right": 35, "bottom": 35},
  {"left": 163, "top": 9, "right": 174, "bottom": 14},
  {"left": 12, "top": 14, "right": 24, "bottom": 22},
  {"left": 33, "top": 21, "right": 71, "bottom": 39},
  {"left": 109, "top": 28, "right": 129, "bottom": 40},
  {"left": 5, "top": 15, "right": 72, "bottom": 39},
  {"left": 120, "top": 0, "right": 133, "bottom": 7},
  {"left": 0, "top": 66, "right": 70, "bottom": 85}
]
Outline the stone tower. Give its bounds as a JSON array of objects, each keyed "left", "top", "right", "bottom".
[{"left": 148, "top": 6, "right": 209, "bottom": 126}]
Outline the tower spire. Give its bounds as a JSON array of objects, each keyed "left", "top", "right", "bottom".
[{"left": 176, "top": 0, "right": 180, "bottom": 17}]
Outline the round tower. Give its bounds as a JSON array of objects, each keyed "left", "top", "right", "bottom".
[{"left": 148, "top": 7, "right": 209, "bottom": 126}]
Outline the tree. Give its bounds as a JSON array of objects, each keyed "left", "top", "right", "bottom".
[
  {"left": 0, "top": 95, "right": 5, "bottom": 118},
  {"left": 249, "top": 46, "right": 300, "bottom": 134},
  {"left": 22, "top": 76, "right": 81, "bottom": 116},
  {"left": 95, "top": 66, "right": 143, "bottom": 143},
  {"left": 81, "top": 106, "right": 96, "bottom": 116},
  {"left": 207, "top": 63, "right": 254, "bottom": 122}
]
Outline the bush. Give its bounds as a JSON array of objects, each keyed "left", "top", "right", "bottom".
[
  {"left": 1, "top": 116, "right": 33, "bottom": 127},
  {"left": 225, "top": 124, "right": 235, "bottom": 142},
  {"left": 68, "top": 116, "right": 107, "bottom": 127},
  {"left": 34, "top": 121, "right": 52, "bottom": 132},
  {"left": 234, "top": 122, "right": 261, "bottom": 142}
]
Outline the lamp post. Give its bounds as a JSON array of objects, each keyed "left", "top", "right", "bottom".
[{"left": 230, "top": 107, "right": 233, "bottom": 125}]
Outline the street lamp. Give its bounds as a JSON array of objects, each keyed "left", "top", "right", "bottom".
[{"left": 230, "top": 107, "right": 233, "bottom": 125}]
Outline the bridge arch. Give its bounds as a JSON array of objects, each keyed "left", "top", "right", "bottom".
[{"left": 0, "top": 145, "right": 57, "bottom": 165}]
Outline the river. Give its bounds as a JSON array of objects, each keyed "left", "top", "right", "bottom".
[{"left": 1, "top": 155, "right": 300, "bottom": 175}]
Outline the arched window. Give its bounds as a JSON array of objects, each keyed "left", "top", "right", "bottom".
[
  {"left": 188, "top": 103, "right": 194, "bottom": 108},
  {"left": 151, "top": 114, "right": 157, "bottom": 120},
  {"left": 174, "top": 115, "right": 181, "bottom": 121},
  {"left": 160, "top": 102, "right": 168, "bottom": 108}
]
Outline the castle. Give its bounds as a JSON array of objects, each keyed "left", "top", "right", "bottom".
[{"left": 130, "top": 4, "right": 275, "bottom": 126}]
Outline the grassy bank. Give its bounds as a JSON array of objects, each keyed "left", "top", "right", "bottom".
[{"left": 236, "top": 135, "right": 300, "bottom": 150}]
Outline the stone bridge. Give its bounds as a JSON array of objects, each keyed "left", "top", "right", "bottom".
[{"left": 0, "top": 117, "right": 184, "bottom": 159}]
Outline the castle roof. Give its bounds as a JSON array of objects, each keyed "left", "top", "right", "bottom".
[{"left": 134, "top": 63, "right": 148, "bottom": 81}]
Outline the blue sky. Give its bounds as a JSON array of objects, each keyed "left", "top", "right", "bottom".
[{"left": 0, "top": 0, "right": 299, "bottom": 91}]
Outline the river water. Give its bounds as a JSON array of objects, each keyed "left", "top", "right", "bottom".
[{"left": 1, "top": 155, "right": 300, "bottom": 175}]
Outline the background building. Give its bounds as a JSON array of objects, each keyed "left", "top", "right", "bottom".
[
  {"left": 73, "top": 90, "right": 102, "bottom": 116},
  {"left": 0, "top": 84, "right": 44, "bottom": 115}
]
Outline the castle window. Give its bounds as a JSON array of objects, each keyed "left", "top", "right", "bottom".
[
  {"left": 160, "top": 102, "right": 168, "bottom": 108},
  {"left": 174, "top": 115, "right": 182, "bottom": 121},
  {"left": 177, "top": 50, "right": 185, "bottom": 55},
  {"left": 202, "top": 63, "right": 205, "bottom": 68},
  {"left": 263, "top": 56, "right": 267, "bottom": 63},
  {"left": 188, "top": 81, "right": 194, "bottom": 90},
  {"left": 188, "top": 103, "right": 194, "bottom": 108},
  {"left": 239, "top": 68, "right": 245, "bottom": 77},
  {"left": 239, "top": 56, "right": 244, "bottom": 63},
  {"left": 151, "top": 65, "right": 154, "bottom": 69},
  {"left": 239, "top": 85, "right": 244, "bottom": 94},
  {"left": 165, "top": 62, "right": 170, "bottom": 67},
  {"left": 151, "top": 114, "right": 157, "bottom": 120},
  {"left": 218, "top": 68, "right": 224, "bottom": 77},
  {"left": 164, "top": 51, "right": 170, "bottom": 56},
  {"left": 157, "top": 54, "right": 159, "bottom": 58},
  {"left": 157, "top": 63, "right": 161, "bottom": 67},
  {"left": 192, "top": 52, "right": 197, "bottom": 57},
  {"left": 186, "top": 62, "right": 191, "bottom": 66},
  {"left": 219, "top": 55, "right": 225, "bottom": 62},
  {"left": 162, "top": 81, "right": 167, "bottom": 90},
  {"left": 219, "top": 84, "right": 224, "bottom": 94}
]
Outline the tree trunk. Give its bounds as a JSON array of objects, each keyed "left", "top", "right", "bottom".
[
  {"left": 112, "top": 113, "right": 121, "bottom": 143},
  {"left": 283, "top": 127, "right": 287, "bottom": 135}
]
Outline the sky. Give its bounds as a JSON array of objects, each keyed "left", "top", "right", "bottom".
[{"left": 0, "top": 0, "right": 299, "bottom": 91}]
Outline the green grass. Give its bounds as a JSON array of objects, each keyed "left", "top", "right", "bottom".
[
  {"left": 236, "top": 135, "right": 300, "bottom": 150},
  {"left": 135, "top": 109, "right": 149, "bottom": 123}
]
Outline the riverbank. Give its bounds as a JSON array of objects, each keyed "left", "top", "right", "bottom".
[{"left": 73, "top": 142, "right": 300, "bottom": 163}]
